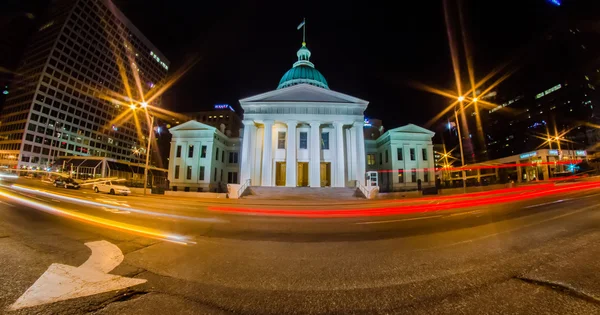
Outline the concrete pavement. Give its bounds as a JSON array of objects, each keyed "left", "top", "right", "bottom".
[{"left": 0, "top": 181, "right": 600, "bottom": 314}]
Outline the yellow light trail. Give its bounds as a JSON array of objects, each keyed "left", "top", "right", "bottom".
[{"left": 0, "top": 189, "right": 190, "bottom": 245}]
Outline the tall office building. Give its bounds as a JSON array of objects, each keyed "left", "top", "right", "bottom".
[
  {"left": 186, "top": 104, "right": 243, "bottom": 138},
  {"left": 0, "top": 0, "right": 169, "bottom": 169}
]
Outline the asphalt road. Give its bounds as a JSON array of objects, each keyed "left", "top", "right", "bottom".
[{"left": 1, "top": 179, "right": 600, "bottom": 314}]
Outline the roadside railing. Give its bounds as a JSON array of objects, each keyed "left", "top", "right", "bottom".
[
  {"left": 238, "top": 179, "right": 251, "bottom": 198},
  {"left": 228, "top": 179, "right": 251, "bottom": 199},
  {"left": 357, "top": 181, "right": 379, "bottom": 199}
]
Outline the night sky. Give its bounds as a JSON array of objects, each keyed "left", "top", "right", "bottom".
[{"left": 115, "top": 0, "right": 575, "bottom": 129}]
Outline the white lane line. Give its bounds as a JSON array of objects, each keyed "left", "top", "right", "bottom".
[
  {"left": 413, "top": 204, "right": 597, "bottom": 252},
  {"left": 579, "top": 193, "right": 600, "bottom": 199},
  {"left": 448, "top": 210, "right": 483, "bottom": 217},
  {"left": 524, "top": 198, "right": 570, "bottom": 209},
  {"left": 21, "top": 194, "right": 47, "bottom": 202},
  {"left": 0, "top": 200, "right": 15, "bottom": 207},
  {"left": 356, "top": 215, "right": 443, "bottom": 225}
]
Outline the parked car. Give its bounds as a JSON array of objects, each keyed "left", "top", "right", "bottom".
[
  {"left": 53, "top": 177, "right": 80, "bottom": 189},
  {"left": 93, "top": 181, "right": 131, "bottom": 196}
]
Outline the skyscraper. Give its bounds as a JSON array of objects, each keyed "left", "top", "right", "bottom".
[{"left": 0, "top": 0, "right": 169, "bottom": 169}]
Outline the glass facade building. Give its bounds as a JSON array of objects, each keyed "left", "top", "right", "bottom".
[{"left": 0, "top": 0, "right": 169, "bottom": 169}]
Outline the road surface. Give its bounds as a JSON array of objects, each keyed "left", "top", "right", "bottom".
[{"left": 1, "top": 179, "right": 600, "bottom": 314}]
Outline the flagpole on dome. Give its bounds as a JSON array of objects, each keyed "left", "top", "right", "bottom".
[{"left": 297, "top": 18, "right": 306, "bottom": 46}]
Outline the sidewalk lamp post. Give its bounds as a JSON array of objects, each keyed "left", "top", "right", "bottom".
[
  {"left": 454, "top": 96, "right": 467, "bottom": 190},
  {"left": 452, "top": 95, "right": 480, "bottom": 190},
  {"left": 131, "top": 102, "right": 154, "bottom": 196}
]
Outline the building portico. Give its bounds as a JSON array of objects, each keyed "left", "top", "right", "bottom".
[
  {"left": 238, "top": 39, "right": 369, "bottom": 188},
  {"left": 239, "top": 113, "right": 367, "bottom": 188},
  {"left": 166, "top": 38, "right": 437, "bottom": 195}
]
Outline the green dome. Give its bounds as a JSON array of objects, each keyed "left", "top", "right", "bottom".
[
  {"left": 277, "top": 66, "right": 329, "bottom": 90},
  {"left": 277, "top": 43, "right": 329, "bottom": 90}
]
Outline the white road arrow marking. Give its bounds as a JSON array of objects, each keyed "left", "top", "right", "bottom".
[{"left": 9, "top": 240, "right": 146, "bottom": 311}]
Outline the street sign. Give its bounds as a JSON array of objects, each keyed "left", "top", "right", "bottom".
[{"left": 10, "top": 240, "right": 146, "bottom": 310}]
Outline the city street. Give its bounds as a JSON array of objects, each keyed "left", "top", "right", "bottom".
[{"left": 1, "top": 180, "right": 600, "bottom": 314}]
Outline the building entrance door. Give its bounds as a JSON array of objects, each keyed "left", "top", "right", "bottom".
[
  {"left": 297, "top": 162, "right": 309, "bottom": 187},
  {"left": 275, "top": 162, "right": 286, "bottom": 186},
  {"left": 320, "top": 162, "right": 331, "bottom": 187}
]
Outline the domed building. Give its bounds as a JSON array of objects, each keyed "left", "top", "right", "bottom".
[
  {"left": 277, "top": 43, "right": 329, "bottom": 90},
  {"left": 237, "top": 40, "right": 370, "bottom": 188},
  {"left": 167, "top": 37, "right": 437, "bottom": 195}
]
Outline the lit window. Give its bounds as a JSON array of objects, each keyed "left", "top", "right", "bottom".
[{"left": 367, "top": 154, "right": 376, "bottom": 166}]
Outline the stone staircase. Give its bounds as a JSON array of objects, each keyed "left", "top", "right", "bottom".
[{"left": 244, "top": 186, "right": 363, "bottom": 200}]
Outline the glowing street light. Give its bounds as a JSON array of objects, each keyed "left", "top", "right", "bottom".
[
  {"left": 453, "top": 102, "right": 467, "bottom": 190},
  {"left": 473, "top": 97, "right": 478, "bottom": 102},
  {"left": 129, "top": 102, "right": 155, "bottom": 195}
]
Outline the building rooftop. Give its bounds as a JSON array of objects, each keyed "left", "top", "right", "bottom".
[{"left": 277, "top": 42, "right": 329, "bottom": 90}]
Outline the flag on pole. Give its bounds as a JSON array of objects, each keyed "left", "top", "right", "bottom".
[{"left": 297, "top": 19, "right": 305, "bottom": 30}]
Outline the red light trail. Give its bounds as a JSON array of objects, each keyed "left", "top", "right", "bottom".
[{"left": 208, "top": 181, "right": 600, "bottom": 218}]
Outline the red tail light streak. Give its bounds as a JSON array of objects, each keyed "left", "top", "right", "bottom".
[{"left": 208, "top": 181, "right": 600, "bottom": 218}]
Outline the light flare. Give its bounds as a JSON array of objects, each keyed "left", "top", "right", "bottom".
[{"left": 0, "top": 189, "right": 192, "bottom": 244}]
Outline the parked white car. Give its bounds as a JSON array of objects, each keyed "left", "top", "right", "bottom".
[{"left": 93, "top": 181, "right": 131, "bottom": 196}]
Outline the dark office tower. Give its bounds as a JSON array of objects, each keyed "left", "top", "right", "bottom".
[{"left": 0, "top": 0, "right": 169, "bottom": 169}]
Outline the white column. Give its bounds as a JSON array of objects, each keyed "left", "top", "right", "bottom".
[
  {"left": 427, "top": 144, "right": 434, "bottom": 183},
  {"left": 285, "top": 121, "right": 297, "bottom": 187},
  {"left": 252, "top": 127, "right": 263, "bottom": 185},
  {"left": 334, "top": 122, "right": 346, "bottom": 187},
  {"left": 349, "top": 125, "right": 358, "bottom": 183},
  {"left": 354, "top": 121, "right": 366, "bottom": 185},
  {"left": 309, "top": 121, "right": 321, "bottom": 187},
  {"left": 240, "top": 120, "right": 255, "bottom": 184},
  {"left": 261, "top": 120, "right": 274, "bottom": 186}
]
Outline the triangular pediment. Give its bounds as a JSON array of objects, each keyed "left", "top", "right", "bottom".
[
  {"left": 387, "top": 124, "right": 435, "bottom": 136},
  {"left": 239, "top": 84, "right": 368, "bottom": 105},
  {"left": 168, "top": 120, "right": 216, "bottom": 132}
]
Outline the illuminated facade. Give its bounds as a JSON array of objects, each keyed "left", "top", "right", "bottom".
[
  {"left": 167, "top": 120, "right": 239, "bottom": 192},
  {"left": 238, "top": 42, "right": 436, "bottom": 190},
  {"left": 0, "top": 0, "right": 169, "bottom": 169},
  {"left": 167, "top": 40, "right": 436, "bottom": 192}
]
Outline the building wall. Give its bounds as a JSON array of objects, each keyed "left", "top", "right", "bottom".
[
  {"left": 375, "top": 128, "right": 436, "bottom": 192},
  {"left": 187, "top": 109, "right": 242, "bottom": 137},
  {"left": 168, "top": 125, "right": 240, "bottom": 192},
  {"left": 0, "top": 0, "right": 169, "bottom": 169}
]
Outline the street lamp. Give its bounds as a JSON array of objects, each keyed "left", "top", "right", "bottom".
[
  {"left": 130, "top": 103, "right": 155, "bottom": 195},
  {"left": 454, "top": 97, "right": 468, "bottom": 190}
]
